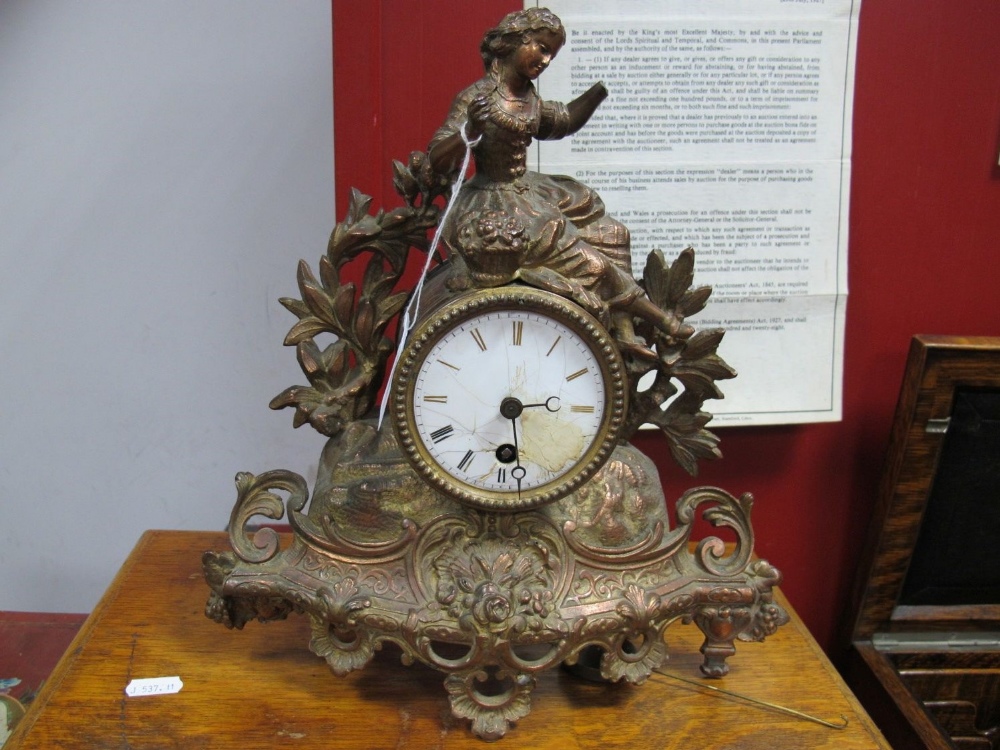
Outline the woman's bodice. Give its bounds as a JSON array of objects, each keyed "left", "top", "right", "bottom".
[
  {"left": 473, "top": 98, "right": 536, "bottom": 183},
  {"left": 430, "top": 78, "right": 569, "bottom": 186}
]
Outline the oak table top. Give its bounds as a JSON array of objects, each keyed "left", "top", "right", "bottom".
[{"left": 8, "top": 530, "right": 888, "bottom": 749}]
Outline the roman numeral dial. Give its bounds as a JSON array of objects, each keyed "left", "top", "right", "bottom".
[{"left": 393, "top": 288, "right": 626, "bottom": 511}]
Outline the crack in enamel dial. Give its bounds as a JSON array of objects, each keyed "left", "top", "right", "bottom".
[{"left": 392, "top": 287, "right": 626, "bottom": 511}]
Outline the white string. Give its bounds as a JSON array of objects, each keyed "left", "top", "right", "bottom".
[{"left": 377, "top": 122, "right": 481, "bottom": 429}]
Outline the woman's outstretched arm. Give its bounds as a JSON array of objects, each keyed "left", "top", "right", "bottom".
[
  {"left": 538, "top": 81, "right": 608, "bottom": 140},
  {"left": 566, "top": 81, "right": 608, "bottom": 134}
]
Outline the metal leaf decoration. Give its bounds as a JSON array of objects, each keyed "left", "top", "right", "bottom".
[
  {"left": 269, "top": 152, "right": 449, "bottom": 437},
  {"left": 621, "top": 247, "right": 737, "bottom": 476}
]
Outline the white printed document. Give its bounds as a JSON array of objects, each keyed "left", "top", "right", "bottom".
[{"left": 534, "top": 0, "right": 860, "bottom": 425}]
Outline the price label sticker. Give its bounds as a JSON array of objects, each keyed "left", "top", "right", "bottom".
[{"left": 124, "top": 676, "right": 183, "bottom": 697}]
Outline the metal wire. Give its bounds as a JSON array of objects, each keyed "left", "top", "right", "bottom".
[{"left": 653, "top": 669, "right": 850, "bottom": 730}]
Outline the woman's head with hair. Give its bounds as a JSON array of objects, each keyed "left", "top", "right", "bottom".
[{"left": 480, "top": 8, "right": 565, "bottom": 73}]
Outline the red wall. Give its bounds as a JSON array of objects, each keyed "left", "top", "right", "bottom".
[{"left": 332, "top": 0, "right": 1000, "bottom": 654}]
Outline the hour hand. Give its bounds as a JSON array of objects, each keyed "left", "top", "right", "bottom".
[{"left": 521, "top": 396, "right": 560, "bottom": 412}]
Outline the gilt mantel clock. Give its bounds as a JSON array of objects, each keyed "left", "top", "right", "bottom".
[{"left": 204, "top": 7, "right": 787, "bottom": 740}]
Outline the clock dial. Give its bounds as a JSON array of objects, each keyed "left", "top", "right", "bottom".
[{"left": 393, "top": 287, "right": 626, "bottom": 510}]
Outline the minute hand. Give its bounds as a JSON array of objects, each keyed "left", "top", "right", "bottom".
[{"left": 508, "top": 414, "right": 524, "bottom": 495}]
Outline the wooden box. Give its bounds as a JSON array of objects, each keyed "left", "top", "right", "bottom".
[{"left": 843, "top": 335, "right": 1000, "bottom": 749}]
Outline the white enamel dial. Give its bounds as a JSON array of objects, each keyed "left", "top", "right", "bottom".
[{"left": 393, "top": 288, "right": 626, "bottom": 510}]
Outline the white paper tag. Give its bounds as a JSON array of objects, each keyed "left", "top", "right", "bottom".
[{"left": 124, "top": 676, "right": 183, "bottom": 697}]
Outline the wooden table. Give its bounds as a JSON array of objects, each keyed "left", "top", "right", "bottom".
[{"left": 8, "top": 531, "right": 888, "bottom": 749}]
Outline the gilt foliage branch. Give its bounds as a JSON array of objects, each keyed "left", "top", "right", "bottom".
[
  {"left": 269, "top": 153, "right": 449, "bottom": 436},
  {"left": 624, "top": 248, "right": 737, "bottom": 476}
]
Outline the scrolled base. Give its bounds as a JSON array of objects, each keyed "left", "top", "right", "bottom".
[{"left": 203, "top": 424, "right": 787, "bottom": 740}]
